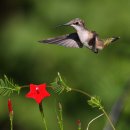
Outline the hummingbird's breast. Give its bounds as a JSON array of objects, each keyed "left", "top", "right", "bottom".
[{"left": 77, "top": 30, "right": 93, "bottom": 49}]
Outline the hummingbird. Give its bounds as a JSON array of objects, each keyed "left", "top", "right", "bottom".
[{"left": 38, "top": 18, "right": 120, "bottom": 53}]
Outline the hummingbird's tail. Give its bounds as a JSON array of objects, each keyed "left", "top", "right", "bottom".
[{"left": 103, "top": 37, "right": 120, "bottom": 47}]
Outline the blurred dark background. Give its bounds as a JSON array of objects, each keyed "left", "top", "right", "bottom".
[{"left": 0, "top": 0, "right": 130, "bottom": 130}]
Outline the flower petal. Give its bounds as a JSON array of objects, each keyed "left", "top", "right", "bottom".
[{"left": 26, "top": 83, "right": 50, "bottom": 104}]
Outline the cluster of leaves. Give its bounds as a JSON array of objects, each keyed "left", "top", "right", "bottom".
[
  {"left": 51, "top": 72, "right": 71, "bottom": 94},
  {"left": 0, "top": 75, "right": 20, "bottom": 96}
]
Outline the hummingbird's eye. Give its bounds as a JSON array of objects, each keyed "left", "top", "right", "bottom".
[{"left": 75, "top": 22, "right": 79, "bottom": 25}]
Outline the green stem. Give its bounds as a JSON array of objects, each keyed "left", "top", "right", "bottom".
[
  {"left": 71, "top": 88, "right": 91, "bottom": 98},
  {"left": 71, "top": 88, "right": 115, "bottom": 130},
  {"left": 20, "top": 85, "right": 29, "bottom": 88},
  {"left": 39, "top": 102, "right": 48, "bottom": 130},
  {"left": 86, "top": 114, "right": 104, "bottom": 130},
  {"left": 59, "top": 110, "right": 63, "bottom": 130},
  {"left": 101, "top": 109, "right": 115, "bottom": 130},
  {"left": 57, "top": 103, "right": 64, "bottom": 130},
  {"left": 10, "top": 114, "right": 13, "bottom": 130}
]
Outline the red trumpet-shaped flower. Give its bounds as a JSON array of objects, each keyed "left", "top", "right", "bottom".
[
  {"left": 8, "top": 99, "right": 14, "bottom": 130},
  {"left": 26, "top": 84, "right": 50, "bottom": 104},
  {"left": 8, "top": 98, "right": 13, "bottom": 114}
]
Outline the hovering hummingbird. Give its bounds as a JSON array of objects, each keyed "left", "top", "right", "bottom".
[{"left": 39, "top": 18, "right": 120, "bottom": 53}]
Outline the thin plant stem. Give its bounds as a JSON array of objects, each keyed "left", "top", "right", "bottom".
[
  {"left": 57, "top": 103, "right": 64, "bottom": 130},
  {"left": 10, "top": 115, "right": 13, "bottom": 130},
  {"left": 20, "top": 85, "right": 29, "bottom": 88},
  {"left": 49, "top": 77, "right": 115, "bottom": 130},
  {"left": 86, "top": 114, "right": 104, "bottom": 130},
  {"left": 39, "top": 102, "right": 48, "bottom": 130},
  {"left": 59, "top": 109, "right": 63, "bottom": 130},
  {"left": 101, "top": 109, "right": 115, "bottom": 130},
  {"left": 71, "top": 88, "right": 115, "bottom": 130},
  {"left": 71, "top": 88, "right": 91, "bottom": 98}
]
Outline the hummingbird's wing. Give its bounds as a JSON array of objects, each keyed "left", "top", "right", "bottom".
[{"left": 38, "top": 33, "right": 83, "bottom": 48}]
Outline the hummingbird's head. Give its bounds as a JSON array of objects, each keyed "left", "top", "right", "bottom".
[
  {"left": 63, "top": 18, "right": 86, "bottom": 31},
  {"left": 58, "top": 18, "right": 85, "bottom": 31}
]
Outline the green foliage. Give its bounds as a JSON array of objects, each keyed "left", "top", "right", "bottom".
[
  {"left": 0, "top": 75, "right": 21, "bottom": 96},
  {"left": 88, "top": 96, "right": 103, "bottom": 109},
  {"left": 51, "top": 72, "right": 71, "bottom": 94}
]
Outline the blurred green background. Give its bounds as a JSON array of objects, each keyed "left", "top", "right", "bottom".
[{"left": 0, "top": 0, "right": 130, "bottom": 129}]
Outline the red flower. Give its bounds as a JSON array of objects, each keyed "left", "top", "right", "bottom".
[
  {"left": 26, "top": 84, "right": 50, "bottom": 104},
  {"left": 8, "top": 99, "right": 13, "bottom": 114}
]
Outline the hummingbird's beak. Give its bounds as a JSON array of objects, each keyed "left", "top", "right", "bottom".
[
  {"left": 63, "top": 22, "right": 71, "bottom": 26},
  {"left": 56, "top": 22, "right": 71, "bottom": 28}
]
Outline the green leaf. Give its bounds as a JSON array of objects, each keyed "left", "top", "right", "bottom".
[{"left": 0, "top": 75, "right": 21, "bottom": 96}]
